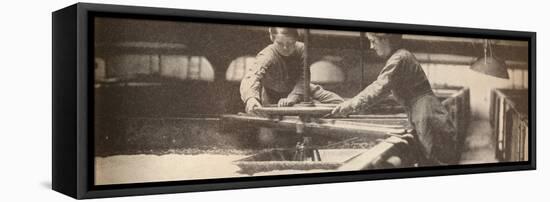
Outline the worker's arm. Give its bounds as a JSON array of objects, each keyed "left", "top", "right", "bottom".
[
  {"left": 240, "top": 53, "right": 272, "bottom": 113},
  {"left": 332, "top": 52, "right": 404, "bottom": 115}
]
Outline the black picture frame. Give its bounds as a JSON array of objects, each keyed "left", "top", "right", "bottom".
[{"left": 52, "top": 3, "right": 536, "bottom": 199}]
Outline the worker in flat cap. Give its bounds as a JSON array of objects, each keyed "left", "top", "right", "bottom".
[
  {"left": 331, "top": 32, "right": 458, "bottom": 166},
  {"left": 240, "top": 27, "right": 344, "bottom": 115}
]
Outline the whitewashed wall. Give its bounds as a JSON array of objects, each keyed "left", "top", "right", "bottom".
[{"left": 422, "top": 63, "right": 528, "bottom": 119}]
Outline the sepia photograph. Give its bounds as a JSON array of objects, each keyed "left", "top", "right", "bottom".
[{"left": 92, "top": 16, "right": 530, "bottom": 185}]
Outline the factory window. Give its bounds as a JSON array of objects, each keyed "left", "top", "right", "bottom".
[
  {"left": 225, "top": 55, "right": 345, "bottom": 84},
  {"left": 106, "top": 54, "right": 215, "bottom": 82},
  {"left": 159, "top": 55, "right": 215, "bottom": 82},
  {"left": 226, "top": 56, "right": 256, "bottom": 82},
  {"left": 310, "top": 56, "right": 345, "bottom": 84},
  {"left": 95, "top": 57, "right": 106, "bottom": 81}
]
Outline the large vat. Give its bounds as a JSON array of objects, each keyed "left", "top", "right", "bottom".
[
  {"left": 94, "top": 86, "right": 470, "bottom": 160},
  {"left": 230, "top": 86, "right": 470, "bottom": 173},
  {"left": 490, "top": 89, "right": 529, "bottom": 161}
]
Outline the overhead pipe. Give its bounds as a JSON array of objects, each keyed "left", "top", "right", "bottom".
[{"left": 412, "top": 53, "right": 527, "bottom": 68}]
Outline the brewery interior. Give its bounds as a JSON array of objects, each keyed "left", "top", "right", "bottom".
[{"left": 93, "top": 17, "right": 529, "bottom": 184}]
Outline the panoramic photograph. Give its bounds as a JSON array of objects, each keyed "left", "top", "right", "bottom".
[{"left": 93, "top": 17, "right": 530, "bottom": 185}]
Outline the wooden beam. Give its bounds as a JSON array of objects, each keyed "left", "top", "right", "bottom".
[
  {"left": 403, "top": 35, "right": 528, "bottom": 47},
  {"left": 220, "top": 114, "right": 405, "bottom": 139},
  {"left": 412, "top": 53, "right": 528, "bottom": 67},
  {"left": 338, "top": 136, "right": 401, "bottom": 171}
]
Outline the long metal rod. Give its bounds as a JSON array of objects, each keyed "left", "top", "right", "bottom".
[
  {"left": 303, "top": 29, "right": 311, "bottom": 103},
  {"left": 360, "top": 32, "right": 365, "bottom": 89}
]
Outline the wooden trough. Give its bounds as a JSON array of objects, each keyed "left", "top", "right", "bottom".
[
  {"left": 233, "top": 135, "right": 411, "bottom": 175},
  {"left": 224, "top": 87, "right": 470, "bottom": 175},
  {"left": 224, "top": 105, "right": 412, "bottom": 175}
]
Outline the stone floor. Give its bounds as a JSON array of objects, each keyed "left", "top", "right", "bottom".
[
  {"left": 459, "top": 119, "right": 498, "bottom": 164},
  {"left": 95, "top": 154, "right": 248, "bottom": 185},
  {"left": 95, "top": 118, "right": 500, "bottom": 185}
]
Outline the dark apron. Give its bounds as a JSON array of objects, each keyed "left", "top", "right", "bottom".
[{"left": 406, "top": 93, "right": 458, "bottom": 166}]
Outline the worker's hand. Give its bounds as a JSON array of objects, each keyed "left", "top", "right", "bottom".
[
  {"left": 245, "top": 98, "right": 262, "bottom": 115},
  {"left": 331, "top": 99, "right": 360, "bottom": 116},
  {"left": 278, "top": 95, "right": 300, "bottom": 107},
  {"left": 277, "top": 98, "right": 294, "bottom": 107}
]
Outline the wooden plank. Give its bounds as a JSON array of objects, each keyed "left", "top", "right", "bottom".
[
  {"left": 254, "top": 106, "right": 333, "bottom": 116},
  {"left": 220, "top": 114, "right": 403, "bottom": 139},
  {"left": 337, "top": 136, "right": 401, "bottom": 171}
]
